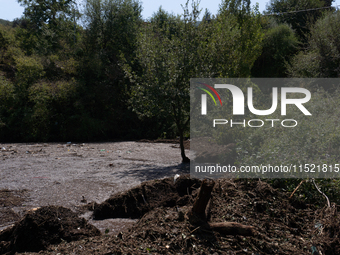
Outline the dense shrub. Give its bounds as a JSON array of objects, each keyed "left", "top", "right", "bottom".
[
  {"left": 288, "top": 11, "right": 340, "bottom": 78},
  {"left": 251, "top": 20, "right": 299, "bottom": 77}
]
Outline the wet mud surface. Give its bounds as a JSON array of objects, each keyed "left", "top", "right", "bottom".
[{"left": 0, "top": 141, "right": 189, "bottom": 234}]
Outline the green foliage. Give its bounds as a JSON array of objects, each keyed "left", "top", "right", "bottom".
[
  {"left": 0, "top": 19, "right": 12, "bottom": 27},
  {"left": 150, "top": 7, "right": 181, "bottom": 31},
  {"left": 288, "top": 11, "right": 340, "bottom": 78},
  {"left": 82, "top": 0, "right": 142, "bottom": 69},
  {"left": 16, "top": 0, "right": 79, "bottom": 55},
  {"left": 287, "top": 51, "right": 321, "bottom": 77},
  {"left": 43, "top": 54, "right": 79, "bottom": 80},
  {"left": 265, "top": 0, "right": 332, "bottom": 42},
  {"left": 219, "top": 0, "right": 251, "bottom": 16},
  {"left": 0, "top": 76, "right": 14, "bottom": 100},
  {"left": 0, "top": 24, "right": 22, "bottom": 65},
  {"left": 81, "top": 0, "right": 142, "bottom": 89},
  {"left": 124, "top": 0, "right": 263, "bottom": 161},
  {"left": 0, "top": 30, "right": 9, "bottom": 64},
  {"left": 0, "top": 29, "right": 8, "bottom": 51},
  {"left": 125, "top": 2, "right": 203, "bottom": 161},
  {"left": 251, "top": 19, "right": 300, "bottom": 77},
  {"left": 75, "top": 0, "right": 144, "bottom": 140},
  {"left": 0, "top": 76, "right": 15, "bottom": 129},
  {"left": 210, "top": 83, "right": 340, "bottom": 204},
  {"left": 18, "top": 0, "right": 74, "bottom": 29},
  {"left": 234, "top": 88, "right": 340, "bottom": 169},
  {"left": 216, "top": 0, "right": 263, "bottom": 77},
  {"left": 26, "top": 79, "right": 77, "bottom": 140},
  {"left": 15, "top": 56, "right": 44, "bottom": 86},
  {"left": 5, "top": 0, "right": 331, "bottom": 147},
  {"left": 128, "top": 1, "right": 263, "bottom": 116},
  {"left": 14, "top": 22, "right": 40, "bottom": 55},
  {"left": 0, "top": 18, "right": 82, "bottom": 141},
  {"left": 0, "top": 76, "right": 79, "bottom": 142}
]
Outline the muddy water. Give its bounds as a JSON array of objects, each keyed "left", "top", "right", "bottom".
[{"left": 0, "top": 141, "right": 189, "bottom": 233}]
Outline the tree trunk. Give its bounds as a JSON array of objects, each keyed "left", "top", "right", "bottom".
[
  {"left": 171, "top": 102, "right": 189, "bottom": 163},
  {"left": 187, "top": 179, "right": 215, "bottom": 224},
  {"left": 187, "top": 179, "right": 255, "bottom": 236},
  {"left": 179, "top": 128, "right": 190, "bottom": 163}
]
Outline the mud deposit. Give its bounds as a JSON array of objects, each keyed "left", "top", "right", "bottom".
[
  {"left": 0, "top": 141, "right": 189, "bottom": 233},
  {"left": 1, "top": 141, "right": 340, "bottom": 254},
  {"left": 0, "top": 206, "right": 100, "bottom": 254}
]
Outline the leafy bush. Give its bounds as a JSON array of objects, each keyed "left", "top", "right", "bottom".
[
  {"left": 288, "top": 11, "right": 340, "bottom": 78},
  {"left": 0, "top": 76, "right": 15, "bottom": 130},
  {"left": 27, "top": 79, "right": 77, "bottom": 141},
  {"left": 0, "top": 24, "right": 23, "bottom": 66},
  {"left": 265, "top": 0, "right": 327, "bottom": 42},
  {"left": 251, "top": 20, "right": 299, "bottom": 77},
  {"left": 235, "top": 87, "right": 340, "bottom": 168},
  {"left": 212, "top": 84, "right": 340, "bottom": 205},
  {"left": 15, "top": 56, "right": 44, "bottom": 86}
]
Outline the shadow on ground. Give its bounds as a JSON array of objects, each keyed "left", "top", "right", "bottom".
[{"left": 114, "top": 163, "right": 190, "bottom": 181}]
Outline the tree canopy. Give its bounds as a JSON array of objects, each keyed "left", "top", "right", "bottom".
[
  {"left": 0, "top": 0, "right": 338, "bottom": 159},
  {"left": 265, "top": 0, "right": 334, "bottom": 42},
  {"left": 287, "top": 11, "right": 340, "bottom": 78}
]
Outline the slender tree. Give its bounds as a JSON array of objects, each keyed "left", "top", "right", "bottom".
[
  {"left": 124, "top": 0, "right": 263, "bottom": 162},
  {"left": 78, "top": 0, "right": 143, "bottom": 139}
]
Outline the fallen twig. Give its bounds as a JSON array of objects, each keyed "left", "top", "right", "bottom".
[
  {"left": 189, "top": 226, "right": 201, "bottom": 235},
  {"left": 312, "top": 179, "right": 330, "bottom": 208},
  {"left": 289, "top": 180, "right": 305, "bottom": 199},
  {"left": 208, "top": 222, "right": 254, "bottom": 236}
]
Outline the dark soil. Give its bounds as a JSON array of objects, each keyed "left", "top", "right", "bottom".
[
  {"left": 0, "top": 190, "right": 28, "bottom": 226},
  {"left": 1, "top": 176, "right": 339, "bottom": 255},
  {"left": 0, "top": 206, "right": 101, "bottom": 254},
  {"left": 92, "top": 175, "right": 201, "bottom": 219}
]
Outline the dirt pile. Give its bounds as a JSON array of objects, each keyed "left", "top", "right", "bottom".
[
  {"left": 314, "top": 205, "right": 340, "bottom": 254},
  {"left": 51, "top": 178, "right": 340, "bottom": 255},
  {"left": 2, "top": 177, "right": 340, "bottom": 255},
  {"left": 0, "top": 206, "right": 100, "bottom": 254},
  {"left": 0, "top": 189, "right": 28, "bottom": 227},
  {"left": 92, "top": 175, "right": 201, "bottom": 219}
]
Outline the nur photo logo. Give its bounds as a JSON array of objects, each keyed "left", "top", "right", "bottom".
[
  {"left": 197, "top": 82, "right": 312, "bottom": 128},
  {"left": 190, "top": 78, "right": 340, "bottom": 180}
]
